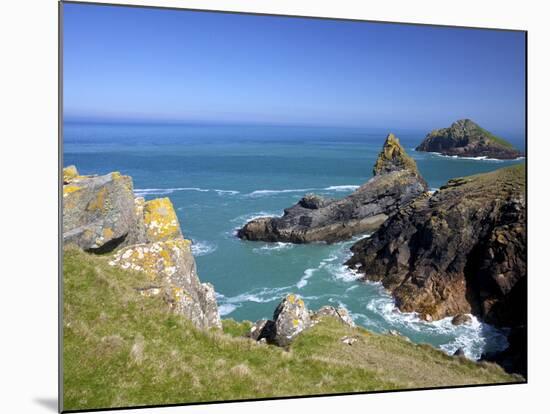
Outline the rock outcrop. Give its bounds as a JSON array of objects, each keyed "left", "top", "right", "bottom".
[
  {"left": 247, "top": 295, "right": 355, "bottom": 346},
  {"left": 415, "top": 119, "right": 522, "bottom": 160},
  {"left": 346, "top": 164, "right": 526, "bottom": 373},
  {"left": 63, "top": 166, "right": 221, "bottom": 330},
  {"left": 238, "top": 133, "right": 428, "bottom": 243},
  {"left": 63, "top": 167, "right": 146, "bottom": 252}
]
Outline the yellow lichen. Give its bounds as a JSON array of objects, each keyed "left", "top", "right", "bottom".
[
  {"left": 102, "top": 227, "right": 114, "bottom": 240},
  {"left": 292, "top": 319, "right": 299, "bottom": 327},
  {"left": 87, "top": 187, "right": 107, "bottom": 212},
  {"left": 63, "top": 184, "right": 81, "bottom": 197},
  {"left": 288, "top": 294, "right": 296, "bottom": 304},
  {"left": 63, "top": 165, "right": 79, "bottom": 183},
  {"left": 143, "top": 198, "right": 182, "bottom": 242}
]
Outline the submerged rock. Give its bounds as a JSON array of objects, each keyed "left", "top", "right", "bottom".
[
  {"left": 415, "top": 119, "right": 522, "bottom": 160},
  {"left": 238, "top": 133, "right": 428, "bottom": 243}
]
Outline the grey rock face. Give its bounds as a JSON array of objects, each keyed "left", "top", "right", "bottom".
[
  {"left": 272, "top": 294, "right": 312, "bottom": 346},
  {"left": 238, "top": 134, "right": 428, "bottom": 243},
  {"left": 63, "top": 168, "right": 145, "bottom": 252},
  {"left": 415, "top": 119, "right": 522, "bottom": 160}
]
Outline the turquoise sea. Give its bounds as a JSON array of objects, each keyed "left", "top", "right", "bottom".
[{"left": 63, "top": 122, "right": 525, "bottom": 360}]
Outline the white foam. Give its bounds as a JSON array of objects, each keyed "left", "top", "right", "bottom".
[
  {"left": 218, "top": 303, "right": 238, "bottom": 316},
  {"left": 191, "top": 240, "right": 217, "bottom": 257},
  {"left": 247, "top": 188, "right": 315, "bottom": 197},
  {"left": 428, "top": 152, "right": 524, "bottom": 162},
  {"left": 253, "top": 242, "right": 294, "bottom": 254},
  {"left": 134, "top": 187, "right": 239, "bottom": 197},
  {"left": 323, "top": 185, "right": 360, "bottom": 192},
  {"left": 363, "top": 283, "right": 508, "bottom": 359}
]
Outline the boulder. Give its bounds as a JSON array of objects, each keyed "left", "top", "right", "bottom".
[
  {"left": 272, "top": 294, "right": 312, "bottom": 346},
  {"left": 63, "top": 165, "right": 79, "bottom": 184},
  {"left": 415, "top": 119, "right": 522, "bottom": 160},
  {"left": 109, "top": 238, "right": 221, "bottom": 329},
  {"left": 238, "top": 133, "right": 428, "bottom": 243},
  {"left": 63, "top": 170, "right": 145, "bottom": 252},
  {"left": 312, "top": 305, "right": 355, "bottom": 328}
]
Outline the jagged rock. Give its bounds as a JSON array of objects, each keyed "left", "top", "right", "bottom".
[
  {"left": 312, "top": 305, "right": 355, "bottom": 328},
  {"left": 347, "top": 165, "right": 526, "bottom": 324},
  {"left": 451, "top": 314, "right": 472, "bottom": 326},
  {"left": 238, "top": 133, "right": 428, "bottom": 243},
  {"left": 346, "top": 165, "right": 526, "bottom": 373},
  {"left": 109, "top": 238, "right": 221, "bottom": 329},
  {"left": 272, "top": 294, "right": 312, "bottom": 346},
  {"left": 347, "top": 165, "right": 525, "bottom": 325},
  {"left": 63, "top": 169, "right": 145, "bottom": 252},
  {"left": 416, "top": 119, "right": 522, "bottom": 160}
]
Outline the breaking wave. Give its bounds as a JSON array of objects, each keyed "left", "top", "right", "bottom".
[{"left": 191, "top": 240, "right": 217, "bottom": 257}]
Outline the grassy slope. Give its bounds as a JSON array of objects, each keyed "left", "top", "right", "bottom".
[
  {"left": 476, "top": 126, "right": 516, "bottom": 149},
  {"left": 63, "top": 247, "right": 520, "bottom": 412}
]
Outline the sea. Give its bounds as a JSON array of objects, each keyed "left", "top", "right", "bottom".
[{"left": 63, "top": 121, "right": 526, "bottom": 360}]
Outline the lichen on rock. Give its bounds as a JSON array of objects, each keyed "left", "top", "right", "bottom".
[{"left": 143, "top": 197, "right": 183, "bottom": 242}]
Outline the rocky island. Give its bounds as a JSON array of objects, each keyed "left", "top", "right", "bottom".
[
  {"left": 415, "top": 119, "right": 522, "bottom": 160},
  {"left": 238, "top": 133, "right": 428, "bottom": 243},
  {"left": 346, "top": 164, "right": 526, "bottom": 375}
]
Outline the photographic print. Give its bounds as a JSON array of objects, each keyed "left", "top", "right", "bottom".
[{"left": 61, "top": 2, "right": 527, "bottom": 411}]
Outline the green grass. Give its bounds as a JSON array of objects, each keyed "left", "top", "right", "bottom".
[
  {"left": 63, "top": 247, "right": 521, "bottom": 411},
  {"left": 476, "top": 126, "right": 516, "bottom": 149}
]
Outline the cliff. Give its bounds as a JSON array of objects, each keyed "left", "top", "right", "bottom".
[
  {"left": 415, "top": 119, "right": 522, "bottom": 160},
  {"left": 63, "top": 166, "right": 221, "bottom": 330},
  {"left": 346, "top": 164, "right": 526, "bottom": 374},
  {"left": 237, "top": 133, "right": 428, "bottom": 243}
]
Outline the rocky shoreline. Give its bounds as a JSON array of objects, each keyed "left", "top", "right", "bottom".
[{"left": 346, "top": 164, "right": 526, "bottom": 375}]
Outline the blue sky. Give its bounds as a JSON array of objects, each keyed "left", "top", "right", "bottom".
[{"left": 63, "top": 3, "right": 526, "bottom": 132}]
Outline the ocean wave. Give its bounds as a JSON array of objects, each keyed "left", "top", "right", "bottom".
[
  {"left": 428, "top": 152, "right": 524, "bottom": 162},
  {"left": 253, "top": 242, "right": 294, "bottom": 254},
  {"left": 191, "top": 240, "right": 217, "bottom": 257},
  {"left": 217, "top": 285, "right": 293, "bottom": 305},
  {"left": 245, "top": 184, "right": 360, "bottom": 198},
  {"left": 247, "top": 188, "right": 315, "bottom": 197},
  {"left": 218, "top": 303, "right": 238, "bottom": 316},
  {"left": 323, "top": 185, "right": 360, "bottom": 192},
  {"left": 134, "top": 187, "right": 239, "bottom": 197}
]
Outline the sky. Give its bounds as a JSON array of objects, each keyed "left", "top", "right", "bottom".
[{"left": 63, "top": 3, "right": 526, "bottom": 132}]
